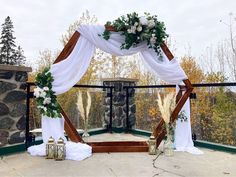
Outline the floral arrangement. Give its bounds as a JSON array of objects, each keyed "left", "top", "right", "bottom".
[
  {"left": 178, "top": 110, "right": 188, "bottom": 122},
  {"left": 100, "top": 12, "right": 168, "bottom": 57},
  {"left": 76, "top": 91, "right": 92, "bottom": 137},
  {"left": 34, "top": 68, "right": 61, "bottom": 118}
]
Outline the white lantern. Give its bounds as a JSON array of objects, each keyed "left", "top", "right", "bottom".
[
  {"left": 46, "top": 136, "right": 55, "bottom": 159},
  {"left": 148, "top": 135, "right": 157, "bottom": 155},
  {"left": 55, "top": 137, "right": 66, "bottom": 160}
]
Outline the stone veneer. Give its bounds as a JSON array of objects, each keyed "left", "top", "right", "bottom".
[
  {"left": 0, "top": 64, "right": 32, "bottom": 147},
  {"left": 102, "top": 78, "right": 138, "bottom": 130}
]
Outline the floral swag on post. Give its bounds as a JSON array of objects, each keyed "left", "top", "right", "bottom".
[
  {"left": 34, "top": 68, "right": 61, "bottom": 118},
  {"left": 100, "top": 12, "right": 168, "bottom": 58}
]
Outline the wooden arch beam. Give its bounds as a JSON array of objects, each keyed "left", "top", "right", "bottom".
[{"left": 54, "top": 31, "right": 82, "bottom": 143}]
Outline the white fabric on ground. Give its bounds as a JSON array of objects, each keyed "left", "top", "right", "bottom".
[
  {"left": 27, "top": 116, "right": 92, "bottom": 161},
  {"left": 174, "top": 89, "right": 203, "bottom": 155}
]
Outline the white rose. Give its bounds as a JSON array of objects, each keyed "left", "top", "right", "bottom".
[
  {"left": 43, "top": 87, "right": 49, "bottom": 91},
  {"left": 130, "top": 26, "right": 136, "bottom": 34},
  {"left": 150, "top": 36, "right": 157, "bottom": 45},
  {"left": 40, "top": 91, "right": 47, "bottom": 98},
  {"left": 34, "top": 87, "right": 42, "bottom": 98},
  {"left": 137, "top": 26, "right": 142, "bottom": 32},
  {"left": 147, "top": 19, "right": 155, "bottom": 29},
  {"left": 33, "top": 90, "right": 40, "bottom": 98},
  {"left": 134, "top": 22, "right": 139, "bottom": 26},
  {"left": 43, "top": 97, "right": 51, "bottom": 105},
  {"left": 43, "top": 107, "right": 47, "bottom": 112},
  {"left": 37, "top": 105, "right": 43, "bottom": 109},
  {"left": 139, "top": 16, "right": 148, "bottom": 25}
]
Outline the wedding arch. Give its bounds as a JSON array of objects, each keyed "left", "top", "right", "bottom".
[
  {"left": 29, "top": 13, "right": 200, "bottom": 158},
  {"left": 51, "top": 25, "right": 193, "bottom": 150}
]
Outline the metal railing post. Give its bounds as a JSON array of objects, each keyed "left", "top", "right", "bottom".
[
  {"left": 109, "top": 87, "right": 113, "bottom": 133},
  {"left": 25, "top": 83, "right": 30, "bottom": 149},
  {"left": 126, "top": 87, "right": 130, "bottom": 132}
]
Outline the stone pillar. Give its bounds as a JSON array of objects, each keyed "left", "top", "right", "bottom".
[
  {"left": 0, "top": 64, "right": 32, "bottom": 147},
  {"left": 102, "top": 78, "right": 138, "bottom": 130}
]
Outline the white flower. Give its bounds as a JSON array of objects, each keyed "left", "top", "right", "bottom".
[
  {"left": 150, "top": 36, "right": 157, "bottom": 45},
  {"left": 130, "top": 26, "right": 136, "bottom": 34},
  {"left": 34, "top": 87, "right": 43, "bottom": 98},
  {"left": 37, "top": 105, "right": 43, "bottom": 109},
  {"left": 33, "top": 90, "right": 40, "bottom": 98},
  {"left": 147, "top": 19, "right": 155, "bottom": 28},
  {"left": 137, "top": 26, "right": 142, "bottom": 32},
  {"left": 134, "top": 22, "right": 139, "bottom": 26},
  {"left": 139, "top": 16, "right": 148, "bottom": 25},
  {"left": 40, "top": 91, "right": 47, "bottom": 98},
  {"left": 37, "top": 105, "right": 47, "bottom": 112},
  {"left": 127, "top": 29, "right": 132, "bottom": 33},
  {"left": 43, "top": 106, "right": 47, "bottom": 112},
  {"left": 43, "top": 97, "right": 51, "bottom": 105},
  {"left": 43, "top": 87, "right": 49, "bottom": 91}
]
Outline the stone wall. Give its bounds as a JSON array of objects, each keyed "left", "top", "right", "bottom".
[
  {"left": 103, "top": 78, "right": 138, "bottom": 130},
  {"left": 0, "top": 64, "right": 32, "bottom": 147}
]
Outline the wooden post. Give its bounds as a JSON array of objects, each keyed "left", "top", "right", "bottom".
[
  {"left": 154, "top": 43, "right": 193, "bottom": 146},
  {"left": 53, "top": 31, "right": 83, "bottom": 142}
]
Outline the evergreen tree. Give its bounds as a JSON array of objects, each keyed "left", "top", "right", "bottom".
[
  {"left": 0, "top": 16, "right": 25, "bottom": 65},
  {"left": 14, "top": 46, "right": 26, "bottom": 66},
  {"left": 0, "top": 16, "right": 16, "bottom": 64}
]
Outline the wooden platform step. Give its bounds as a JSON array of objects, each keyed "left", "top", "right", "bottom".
[{"left": 87, "top": 141, "right": 148, "bottom": 153}]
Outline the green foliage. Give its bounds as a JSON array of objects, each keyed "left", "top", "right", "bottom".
[
  {"left": 35, "top": 68, "right": 53, "bottom": 88},
  {"left": 191, "top": 86, "right": 236, "bottom": 146},
  {"left": 211, "top": 89, "right": 236, "bottom": 145},
  {"left": 34, "top": 68, "right": 61, "bottom": 118},
  {"left": 101, "top": 12, "right": 168, "bottom": 57}
]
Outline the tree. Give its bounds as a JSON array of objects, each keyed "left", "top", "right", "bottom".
[
  {"left": 180, "top": 56, "right": 205, "bottom": 83},
  {"left": 36, "top": 49, "right": 56, "bottom": 72},
  {"left": 0, "top": 16, "right": 16, "bottom": 64},
  {"left": 60, "top": 10, "right": 97, "bottom": 46},
  {"left": 0, "top": 16, "right": 25, "bottom": 65},
  {"left": 14, "top": 46, "right": 26, "bottom": 66}
]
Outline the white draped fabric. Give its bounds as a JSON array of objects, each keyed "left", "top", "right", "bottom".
[
  {"left": 51, "top": 25, "right": 187, "bottom": 95},
  {"left": 27, "top": 116, "right": 92, "bottom": 161},
  {"left": 28, "top": 25, "right": 200, "bottom": 159},
  {"left": 174, "top": 97, "right": 203, "bottom": 154}
]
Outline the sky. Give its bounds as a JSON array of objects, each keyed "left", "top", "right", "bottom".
[{"left": 0, "top": 0, "right": 235, "bottom": 67}]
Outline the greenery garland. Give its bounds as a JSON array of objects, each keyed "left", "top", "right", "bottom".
[
  {"left": 34, "top": 68, "right": 61, "bottom": 118},
  {"left": 100, "top": 12, "right": 168, "bottom": 57}
]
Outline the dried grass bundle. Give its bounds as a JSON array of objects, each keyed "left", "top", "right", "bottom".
[
  {"left": 76, "top": 91, "right": 92, "bottom": 136},
  {"left": 86, "top": 92, "right": 91, "bottom": 119},
  {"left": 157, "top": 92, "right": 175, "bottom": 124},
  {"left": 76, "top": 91, "right": 85, "bottom": 121}
]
